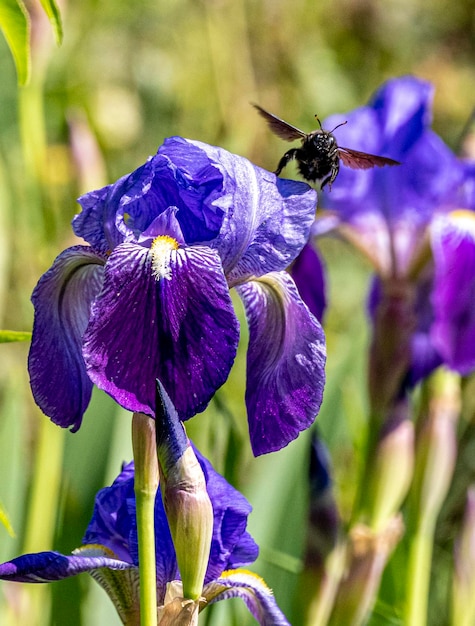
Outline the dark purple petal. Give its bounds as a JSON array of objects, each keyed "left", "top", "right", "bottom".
[
  {"left": 157, "top": 138, "right": 228, "bottom": 241},
  {"left": 84, "top": 448, "right": 257, "bottom": 598},
  {"left": 75, "top": 159, "right": 175, "bottom": 252},
  {"left": 0, "top": 551, "right": 132, "bottom": 583},
  {"left": 76, "top": 147, "right": 226, "bottom": 252},
  {"left": 290, "top": 243, "right": 326, "bottom": 321},
  {"left": 369, "top": 75, "right": 434, "bottom": 154},
  {"left": 155, "top": 379, "right": 189, "bottom": 474},
  {"left": 431, "top": 212, "right": 475, "bottom": 374},
  {"left": 367, "top": 275, "right": 443, "bottom": 388},
  {"left": 321, "top": 78, "right": 464, "bottom": 275},
  {"left": 82, "top": 462, "right": 135, "bottom": 563},
  {"left": 196, "top": 448, "right": 258, "bottom": 581},
  {"left": 161, "top": 139, "right": 317, "bottom": 282},
  {"left": 237, "top": 272, "right": 326, "bottom": 456},
  {"left": 324, "top": 76, "right": 432, "bottom": 162},
  {"left": 75, "top": 181, "right": 128, "bottom": 254},
  {"left": 138, "top": 207, "right": 185, "bottom": 245},
  {"left": 408, "top": 331, "right": 443, "bottom": 386},
  {"left": 83, "top": 460, "right": 178, "bottom": 600},
  {"left": 28, "top": 246, "right": 104, "bottom": 430},
  {"left": 204, "top": 570, "right": 290, "bottom": 625},
  {"left": 83, "top": 242, "right": 239, "bottom": 419}
]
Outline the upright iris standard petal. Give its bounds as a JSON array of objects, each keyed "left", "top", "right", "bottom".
[
  {"left": 431, "top": 212, "right": 475, "bottom": 374},
  {"left": 76, "top": 146, "right": 227, "bottom": 252},
  {"left": 28, "top": 246, "right": 105, "bottom": 430},
  {"left": 370, "top": 75, "right": 433, "bottom": 153},
  {"left": 237, "top": 272, "right": 326, "bottom": 456},
  {"left": 318, "top": 77, "right": 464, "bottom": 278},
  {"left": 159, "top": 138, "right": 318, "bottom": 283},
  {"left": 224, "top": 175, "right": 318, "bottom": 284},
  {"left": 83, "top": 242, "right": 240, "bottom": 419}
]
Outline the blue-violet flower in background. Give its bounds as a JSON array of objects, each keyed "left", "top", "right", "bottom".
[
  {"left": 292, "top": 76, "right": 475, "bottom": 385},
  {"left": 28, "top": 137, "right": 326, "bottom": 455},
  {"left": 0, "top": 451, "right": 290, "bottom": 625}
]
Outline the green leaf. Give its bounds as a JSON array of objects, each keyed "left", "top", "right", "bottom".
[
  {"left": 0, "top": 502, "right": 15, "bottom": 538},
  {"left": 0, "top": 329, "right": 32, "bottom": 343},
  {"left": 39, "top": 0, "right": 62, "bottom": 45},
  {"left": 0, "top": 0, "right": 30, "bottom": 85}
]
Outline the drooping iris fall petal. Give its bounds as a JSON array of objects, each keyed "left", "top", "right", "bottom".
[
  {"left": 83, "top": 241, "right": 239, "bottom": 419},
  {"left": 0, "top": 549, "right": 132, "bottom": 583},
  {"left": 237, "top": 272, "right": 326, "bottom": 456},
  {"left": 204, "top": 570, "right": 290, "bottom": 625},
  {"left": 28, "top": 246, "right": 104, "bottom": 430}
]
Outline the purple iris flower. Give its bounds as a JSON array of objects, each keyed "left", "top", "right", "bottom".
[
  {"left": 0, "top": 452, "right": 289, "bottom": 625},
  {"left": 293, "top": 76, "right": 475, "bottom": 384},
  {"left": 28, "top": 137, "right": 326, "bottom": 456}
]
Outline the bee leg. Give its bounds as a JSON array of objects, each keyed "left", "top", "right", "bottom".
[
  {"left": 274, "top": 149, "right": 299, "bottom": 176},
  {"left": 320, "top": 175, "right": 332, "bottom": 191},
  {"left": 320, "top": 162, "right": 339, "bottom": 191}
]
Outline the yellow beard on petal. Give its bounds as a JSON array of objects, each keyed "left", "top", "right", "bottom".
[{"left": 150, "top": 235, "right": 179, "bottom": 281}]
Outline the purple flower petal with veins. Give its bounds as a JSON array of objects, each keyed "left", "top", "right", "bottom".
[
  {"left": 28, "top": 136, "right": 324, "bottom": 454},
  {"left": 237, "top": 272, "right": 326, "bottom": 455}
]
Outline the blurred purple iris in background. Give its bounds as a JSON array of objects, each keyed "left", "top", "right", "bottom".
[
  {"left": 29, "top": 137, "right": 326, "bottom": 456},
  {"left": 0, "top": 451, "right": 289, "bottom": 625},
  {"left": 293, "top": 76, "right": 475, "bottom": 385}
]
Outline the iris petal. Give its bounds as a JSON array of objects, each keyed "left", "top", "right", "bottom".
[
  {"left": 198, "top": 450, "right": 258, "bottom": 582},
  {"left": 218, "top": 169, "right": 317, "bottom": 282},
  {"left": 159, "top": 138, "right": 318, "bottom": 283},
  {"left": 0, "top": 550, "right": 132, "bottom": 583},
  {"left": 204, "top": 569, "right": 290, "bottom": 625},
  {"left": 431, "top": 213, "right": 475, "bottom": 374},
  {"left": 83, "top": 450, "right": 258, "bottom": 599},
  {"left": 290, "top": 243, "right": 326, "bottom": 321},
  {"left": 28, "top": 246, "right": 104, "bottom": 430},
  {"left": 237, "top": 272, "right": 326, "bottom": 456},
  {"left": 83, "top": 242, "right": 239, "bottom": 419}
]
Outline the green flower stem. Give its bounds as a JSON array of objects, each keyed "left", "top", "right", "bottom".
[
  {"left": 405, "top": 521, "right": 434, "bottom": 626},
  {"left": 405, "top": 370, "right": 459, "bottom": 626},
  {"left": 132, "top": 413, "right": 160, "bottom": 626},
  {"left": 297, "top": 541, "right": 346, "bottom": 626},
  {"left": 328, "top": 517, "right": 403, "bottom": 626}
]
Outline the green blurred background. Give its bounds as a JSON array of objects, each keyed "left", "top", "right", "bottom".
[{"left": 0, "top": 0, "right": 474, "bottom": 624}]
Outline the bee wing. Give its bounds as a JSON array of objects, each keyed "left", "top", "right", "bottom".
[
  {"left": 338, "top": 147, "right": 401, "bottom": 170},
  {"left": 252, "top": 104, "right": 306, "bottom": 142}
]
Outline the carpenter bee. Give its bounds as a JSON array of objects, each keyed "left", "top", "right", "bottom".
[{"left": 253, "top": 104, "right": 400, "bottom": 190}]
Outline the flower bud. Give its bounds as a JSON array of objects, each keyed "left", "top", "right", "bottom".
[
  {"left": 411, "top": 369, "right": 459, "bottom": 529},
  {"left": 155, "top": 380, "right": 213, "bottom": 601},
  {"left": 329, "top": 516, "right": 404, "bottom": 626},
  {"left": 367, "top": 400, "right": 414, "bottom": 532}
]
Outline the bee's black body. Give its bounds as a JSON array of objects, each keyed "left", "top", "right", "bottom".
[
  {"left": 275, "top": 131, "right": 340, "bottom": 190},
  {"left": 253, "top": 103, "right": 400, "bottom": 190}
]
